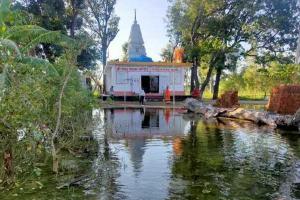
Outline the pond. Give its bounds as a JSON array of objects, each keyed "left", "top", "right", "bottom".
[
  {"left": 95, "top": 108, "right": 300, "bottom": 200},
  {"left": 1, "top": 107, "right": 300, "bottom": 199}
]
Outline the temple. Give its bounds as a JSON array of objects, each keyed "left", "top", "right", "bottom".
[{"left": 105, "top": 10, "right": 192, "bottom": 98}]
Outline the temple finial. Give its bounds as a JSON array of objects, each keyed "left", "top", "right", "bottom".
[{"left": 134, "top": 9, "right": 137, "bottom": 23}]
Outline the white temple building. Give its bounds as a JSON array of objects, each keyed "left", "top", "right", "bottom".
[{"left": 105, "top": 11, "right": 191, "bottom": 97}]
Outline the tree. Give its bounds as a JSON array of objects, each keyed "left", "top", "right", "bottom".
[
  {"left": 77, "top": 45, "right": 100, "bottom": 69},
  {"left": 18, "top": 0, "right": 67, "bottom": 61},
  {"left": 65, "top": 0, "right": 85, "bottom": 38},
  {"left": 167, "top": 0, "right": 300, "bottom": 99},
  {"left": 1, "top": 0, "right": 93, "bottom": 177},
  {"left": 122, "top": 42, "right": 128, "bottom": 61},
  {"left": 14, "top": 0, "right": 98, "bottom": 70},
  {"left": 160, "top": 43, "right": 173, "bottom": 62},
  {"left": 84, "top": 0, "right": 119, "bottom": 91},
  {"left": 219, "top": 62, "right": 300, "bottom": 99}
]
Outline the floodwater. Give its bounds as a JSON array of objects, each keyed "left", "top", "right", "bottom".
[
  {"left": 93, "top": 108, "right": 300, "bottom": 200},
  {"left": 2, "top": 107, "right": 300, "bottom": 199}
]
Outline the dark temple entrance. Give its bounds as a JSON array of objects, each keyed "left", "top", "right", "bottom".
[{"left": 141, "top": 76, "right": 159, "bottom": 93}]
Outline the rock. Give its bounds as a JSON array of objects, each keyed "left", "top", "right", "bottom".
[
  {"left": 218, "top": 108, "right": 277, "bottom": 127},
  {"left": 267, "top": 84, "right": 300, "bottom": 115},
  {"left": 290, "top": 108, "right": 300, "bottom": 130},
  {"left": 216, "top": 91, "right": 239, "bottom": 108},
  {"left": 185, "top": 98, "right": 299, "bottom": 130}
]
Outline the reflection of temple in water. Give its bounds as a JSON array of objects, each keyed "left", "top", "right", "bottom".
[
  {"left": 126, "top": 138, "right": 146, "bottom": 175},
  {"left": 105, "top": 108, "right": 190, "bottom": 175},
  {"left": 105, "top": 108, "right": 189, "bottom": 139}
]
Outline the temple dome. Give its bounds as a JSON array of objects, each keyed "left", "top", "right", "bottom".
[{"left": 127, "top": 10, "right": 153, "bottom": 62}]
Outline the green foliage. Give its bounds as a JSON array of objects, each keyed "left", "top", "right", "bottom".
[
  {"left": 0, "top": 0, "right": 13, "bottom": 32},
  {"left": 167, "top": 0, "right": 300, "bottom": 97},
  {"left": 0, "top": 1, "right": 95, "bottom": 190},
  {"left": 77, "top": 45, "right": 100, "bottom": 69},
  {"left": 15, "top": 0, "right": 98, "bottom": 69},
  {"left": 219, "top": 63, "right": 300, "bottom": 99},
  {"left": 160, "top": 43, "right": 173, "bottom": 62},
  {"left": 84, "top": 0, "right": 120, "bottom": 65},
  {"left": 220, "top": 73, "right": 245, "bottom": 91},
  {"left": 6, "top": 25, "right": 76, "bottom": 52},
  {"left": 122, "top": 42, "right": 128, "bottom": 61}
]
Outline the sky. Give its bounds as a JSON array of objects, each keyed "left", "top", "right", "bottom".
[{"left": 108, "top": 0, "right": 170, "bottom": 62}]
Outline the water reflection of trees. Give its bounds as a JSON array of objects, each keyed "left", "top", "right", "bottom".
[
  {"left": 89, "top": 109, "right": 120, "bottom": 199},
  {"left": 168, "top": 119, "right": 298, "bottom": 200}
]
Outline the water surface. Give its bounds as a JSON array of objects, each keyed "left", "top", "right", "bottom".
[{"left": 96, "top": 108, "right": 300, "bottom": 200}]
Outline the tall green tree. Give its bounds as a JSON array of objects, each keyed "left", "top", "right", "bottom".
[
  {"left": 14, "top": 0, "right": 98, "bottom": 70},
  {"left": 65, "top": 0, "right": 85, "bottom": 38},
  {"left": 84, "top": 0, "right": 119, "bottom": 91},
  {"left": 167, "top": 0, "right": 300, "bottom": 99},
  {"left": 18, "top": 0, "right": 67, "bottom": 61}
]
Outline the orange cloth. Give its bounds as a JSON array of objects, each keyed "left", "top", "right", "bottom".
[
  {"left": 164, "top": 108, "right": 171, "bottom": 124},
  {"left": 173, "top": 47, "right": 184, "bottom": 63},
  {"left": 173, "top": 137, "right": 183, "bottom": 156},
  {"left": 165, "top": 88, "right": 171, "bottom": 103}
]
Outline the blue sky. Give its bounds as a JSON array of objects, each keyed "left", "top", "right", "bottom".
[{"left": 108, "top": 0, "right": 170, "bottom": 61}]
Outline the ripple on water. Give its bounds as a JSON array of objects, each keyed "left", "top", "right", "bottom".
[{"left": 92, "top": 108, "right": 300, "bottom": 200}]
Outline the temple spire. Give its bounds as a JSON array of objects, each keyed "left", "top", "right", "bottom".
[{"left": 127, "top": 9, "right": 153, "bottom": 62}]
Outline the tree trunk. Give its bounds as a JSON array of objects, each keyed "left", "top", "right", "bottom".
[
  {"left": 190, "top": 67, "right": 195, "bottom": 92},
  {"left": 4, "top": 149, "right": 13, "bottom": 181},
  {"left": 102, "top": 45, "right": 107, "bottom": 93},
  {"left": 70, "top": 14, "right": 77, "bottom": 38},
  {"left": 264, "top": 91, "right": 267, "bottom": 100},
  {"left": 70, "top": 0, "right": 77, "bottom": 38},
  {"left": 51, "top": 141, "right": 59, "bottom": 174},
  {"left": 195, "top": 58, "right": 200, "bottom": 89},
  {"left": 213, "top": 67, "right": 222, "bottom": 100},
  {"left": 190, "top": 56, "right": 200, "bottom": 93},
  {"left": 51, "top": 68, "right": 72, "bottom": 173},
  {"left": 200, "top": 61, "right": 214, "bottom": 99}
]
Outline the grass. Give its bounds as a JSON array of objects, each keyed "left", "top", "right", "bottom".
[{"left": 202, "top": 90, "right": 268, "bottom": 101}]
